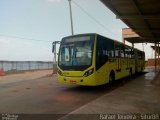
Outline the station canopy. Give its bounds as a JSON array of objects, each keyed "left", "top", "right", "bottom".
[{"left": 100, "top": 0, "right": 160, "bottom": 43}]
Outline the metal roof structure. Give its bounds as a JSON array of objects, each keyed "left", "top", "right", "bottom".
[
  {"left": 151, "top": 46, "right": 160, "bottom": 53},
  {"left": 122, "top": 28, "right": 140, "bottom": 44},
  {"left": 100, "top": 0, "right": 160, "bottom": 43}
]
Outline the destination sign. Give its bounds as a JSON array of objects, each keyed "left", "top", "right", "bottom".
[{"left": 64, "top": 36, "right": 91, "bottom": 43}]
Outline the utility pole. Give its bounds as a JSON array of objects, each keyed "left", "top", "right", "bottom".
[{"left": 68, "top": 0, "right": 74, "bottom": 35}]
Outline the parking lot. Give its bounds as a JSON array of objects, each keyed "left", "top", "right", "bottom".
[{"left": 0, "top": 68, "right": 160, "bottom": 120}]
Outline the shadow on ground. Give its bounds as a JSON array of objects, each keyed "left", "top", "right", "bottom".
[{"left": 64, "top": 72, "right": 146, "bottom": 94}]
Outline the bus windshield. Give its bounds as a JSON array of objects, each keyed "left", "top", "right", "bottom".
[{"left": 58, "top": 36, "right": 94, "bottom": 70}]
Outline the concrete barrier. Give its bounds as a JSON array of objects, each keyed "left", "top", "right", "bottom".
[{"left": 0, "top": 61, "right": 55, "bottom": 72}]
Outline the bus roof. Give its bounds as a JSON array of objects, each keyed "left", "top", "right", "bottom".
[{"left": 62, "top": 33, "right": 144, "bottom": 53}]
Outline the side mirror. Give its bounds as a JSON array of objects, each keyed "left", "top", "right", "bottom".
[
  {"left": 52, "top": 44, "right": 55, "bottom": 53},
  {"left": 52, "top": 41, "right": 60, "bottom": 53}
]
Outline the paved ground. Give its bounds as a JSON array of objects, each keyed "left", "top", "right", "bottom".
[
  {"left": 61, "top": 68, "right": 160, "bottom": 120},
  {"left": 0, "top": 69, "right": 160, "bottom": 120},
  {"left": 0, "top": 70, "right": 125, "bottom": 119},
  {"left": 0, "top": 70, "right": 53, "bottom": 84}
]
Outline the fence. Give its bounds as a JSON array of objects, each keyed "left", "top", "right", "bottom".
[{"left": 0, "top": 61, "right": 55, "bottom": 72}]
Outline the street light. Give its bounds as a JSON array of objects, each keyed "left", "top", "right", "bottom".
[{"left": 68, "top": 0, "right": 74, "bottom": 35}]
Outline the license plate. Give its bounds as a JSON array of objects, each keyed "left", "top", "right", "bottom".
[{"left": 70, "top": 80, "right": 77, "bottom": 84}]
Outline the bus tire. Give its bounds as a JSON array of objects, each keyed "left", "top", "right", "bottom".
[{"left": 109, "top": 71, "right": 115, "bottom": 85}]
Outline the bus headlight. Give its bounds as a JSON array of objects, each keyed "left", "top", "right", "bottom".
[
  {"left": 57, "top": 69, "right": 63, "bottom": 76},
  {"left": 83, "top": 68, "right": 94, "bottom": 77}
]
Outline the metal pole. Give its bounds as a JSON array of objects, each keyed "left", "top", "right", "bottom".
[
  {"left": 155, "top": 42, "right": 157, "bottom": 72},
  {"left": 123, "top": 37, "right": 125, "bottom": 44},
  {"left": 132, "top": 43, "right": 134, "bottom": 48},
  {"left": 142, "top": 43, "right": 144, "bottom": 52},
  {"left": 68, "top": 0, "right": 74, "bottom": 35},
  {"left": 158, "top": 43, "right": 160, "bottom": 70}
]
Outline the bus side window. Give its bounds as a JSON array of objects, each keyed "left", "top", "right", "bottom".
[
  {"left": 125, "top": 47, "right": 132, "bottom": 58},
  {"left": 121, "top": 45, "right": 125, "bottom": 58},
  {"left": 108, "top": 50, "right": 113, "bottom": 58},
  {"left": 115, "top": 45, "right": 120, "bottom": 57},
  {"left": 96, "top": 36, "right": 109, "bottom": 70},
  {"left": 137, "top": 51, "right": 144, "bottom": 59},
  {"left": 131, "top": 49, "right": 134, "bottom": 58},
  {"left": 125, "top": 47, "right": 129, "bottom": 58}
]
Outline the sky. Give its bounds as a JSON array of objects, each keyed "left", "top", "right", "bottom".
[{"left": 0, "top": 0, "right": 154, "bottom": 61}]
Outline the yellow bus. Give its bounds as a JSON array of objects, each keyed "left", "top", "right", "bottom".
[{"left": 57, "top": 33, "right": 145, "bottom": 86}]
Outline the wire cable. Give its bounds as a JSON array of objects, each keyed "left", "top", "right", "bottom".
[
  {"left": 0, "top": 34, "right": 53, "bottom": 42},
  {"left": 72, "top": 1, "right": 121, "bottom": 39}
]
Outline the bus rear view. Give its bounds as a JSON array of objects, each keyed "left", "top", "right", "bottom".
[{"left": 57, "top": 34, "right": 96, "bottom": 86}]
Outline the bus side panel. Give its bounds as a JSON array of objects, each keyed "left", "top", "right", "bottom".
[
  {"left": 95, "top": 63, "right": 108, "bottom": 85},
  {"left": 135, "top": 50, "right": 145, "bottom": 73},
  {"left": 95, "top": 35, "right": 115, "bottom": 85},
  {"left": 130, "top": 59, "right": 136, "bottom": 74},
  {"left": 94, "top": 61, "right": 116, "bottom": 85}
]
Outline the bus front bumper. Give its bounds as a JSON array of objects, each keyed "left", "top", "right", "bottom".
[{"left": 57, "top": 74, "right": 97, "bottom": 86}]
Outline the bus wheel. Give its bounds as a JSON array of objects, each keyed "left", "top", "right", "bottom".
[{"left": 109, "top": 71, "right": 115, "bottom": 85}]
